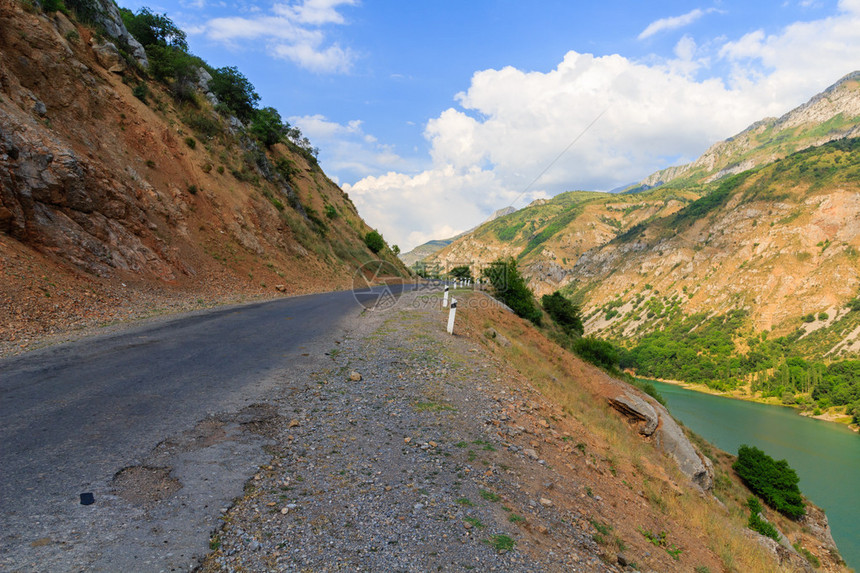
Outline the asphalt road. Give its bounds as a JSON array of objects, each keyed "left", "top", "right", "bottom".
[{"left": 0, "top": 284, "right": 414, "bottom": 571}]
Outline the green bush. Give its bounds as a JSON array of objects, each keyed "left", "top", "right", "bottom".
[
  {"left": 40, "top": 0, "right": 65, "bottom": 14},
  {"left": 483, "top": 258, "right": 541, "bottom": 325},
  {"left": 250, "top": 107, "right": 287, "bottom": 147},
  {"left": 184, "top": 136, "right": 196, "bottom": 149},
  {"left": 748, "top": 512, "right": 780, "bottom": 541},
  {"left": 324, "top": 205, "right": 337, "bottom": 219},
  {"left": 542, "top": 291, "right": 584, "bottom": 336},
  {"left": 120, "top": 7, "right": 188, "bottom": 51},
  {"left": 209, "top": 66, "right": 259, "bottom": 123},
  {"left": 132, "top": 83, "right": 149, "bottom": 102},
  {"left": 734, "top": 445, "right": 804, "bottom": 519},
  {"left": 364, "top": 230, "right": 384, "bottom": 254},
  {"left": 631, "top": 379, "right": 666, "bottom": 405},
  {"left": 572, "top": 337, "right": 620, "bottom": 370}
]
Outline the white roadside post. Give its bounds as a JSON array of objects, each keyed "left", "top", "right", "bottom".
[
  {"left": 442, "top": 285, "right": 449, "bottom": 308},
  {"left": 447, "top": 298, "right": 457, "bottom": 335}
]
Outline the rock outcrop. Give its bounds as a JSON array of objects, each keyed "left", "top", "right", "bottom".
[
  {"left": 87, "top": 0, "right": 148, "bottom": 67},
  {"left": 606, "top": 380, "right": 714, "bottom": 490}
]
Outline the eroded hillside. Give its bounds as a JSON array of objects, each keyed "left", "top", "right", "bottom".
[
  {"left": 573, "top": 139, "right": 860, "bottom": 348},
  {"left": 0, "top": 0, "right": 405, "bottom": 351}
]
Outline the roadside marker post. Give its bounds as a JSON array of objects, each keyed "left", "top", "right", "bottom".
[
  {"left": 442, "top": 285, "right": 449, "bottom": 307},
  {"left": 447, "top": 298, "right": 457, "bottom": 335}
]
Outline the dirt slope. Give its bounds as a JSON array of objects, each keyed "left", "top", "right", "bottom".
[{"left": 0, "top": 0, "right": 405, "bottom": 354}]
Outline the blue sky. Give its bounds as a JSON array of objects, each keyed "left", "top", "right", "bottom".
[{"left": 121, "top": 0, "right": 860, "bottom": 250}]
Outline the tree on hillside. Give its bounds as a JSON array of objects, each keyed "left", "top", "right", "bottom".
[
  {"left": 542, "top": 291, "right": 584, "bottom": 336},
  {"left": 734, "top": 445, "right": 804, "bottom": 519},
  {"left": 210, "top": 66, "right": 260, "bottom": 123},
  {"left": 364, "top": 230, "right": 385, "bottom": 254},
  {"left": 483, "top": 258, "right": 541, "bottom": 325},
  {"left": 250, "top": 107, "right": 288, "bottom": 147},
  {"left": 121, "top": 7, "right": 188, "bottom": 51}
]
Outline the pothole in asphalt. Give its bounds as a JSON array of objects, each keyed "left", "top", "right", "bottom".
[
  {"left": 233, "top": 403, "right": 284, "bottom": 439},
  {"left": 111, "top": 466, "right": 182, "bottom": 506}
]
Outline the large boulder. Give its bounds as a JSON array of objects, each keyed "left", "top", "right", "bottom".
[
  {"left": 652, "top": 405, "right": 714, "bottom": 490},
  {"left": 90, "top": 39, "right": 125, "bottom": 73},
  {"left": 606, "top": 383, "right": 714, "bottom": 490}
]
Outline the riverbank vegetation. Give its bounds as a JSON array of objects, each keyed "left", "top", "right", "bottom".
[
  {"left": 612, "top": 307, "right": 860, "bottom": 426},
  {"left": 734, "top": 445, "right": 805, "bottom": 519}
]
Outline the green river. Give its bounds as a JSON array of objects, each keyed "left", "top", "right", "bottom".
[{"left": 651, "top": 381, "right": 859, "bottom": 570}]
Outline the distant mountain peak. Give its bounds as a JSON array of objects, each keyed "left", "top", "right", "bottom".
[{"left": 639, "top": 70, "right": 860, "bottom": 189}]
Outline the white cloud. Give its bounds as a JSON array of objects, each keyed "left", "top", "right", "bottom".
[
  {"left": 196, "top": 0, "right": 356, "bottom": 73},
  {"left": 344, "top": 5, "right": 860, "bottom": 251},
  {"left": 638, "top": 8, "right": 716, "bottom": 40},
  {"left": 292, "top": 115, "right": 415, "bottom": 180},
  {"left": 343, "top": 166, "right": 530, "bottom": 251},
  {"left": 273, "top": 42, "right": 353, "bottom": 73},
  {"left": 274, "top": 0, "right": 356, "bottom": 25}
]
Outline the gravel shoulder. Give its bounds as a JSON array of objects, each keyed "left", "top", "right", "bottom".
[{"left": 199, "top": 291, "right": 614, "bottom": 572}]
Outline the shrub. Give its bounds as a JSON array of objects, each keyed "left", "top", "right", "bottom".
[
  {"left": 483, "top": 258, "right": 541, "bottom": 325},
  {"left": 572, "top": 337, "right": 621, "bottom": 371},
  {"left": 187, "top": 184, "right": 198, "bottom": 195},
  {"left": 184, "top": 136, "right": 196, "bottom": 149},
  {"left": 632, "top": 379, "right": 666, "bottom": 405},
  {"left": 120, "top": 7, "right": 188, "bottom": 51},
  {"left": 542, "top": 291, "right": 584, "bottom": 336},
  {"left": 733, "top": 445, "right": 804, "bottom": 518},
  {"left": 132, "top": 83, "right": 149, "bottom": 102},
  {"left": 364, "top": 230, "right": 384, "bottom": 254},
  {"left": 748, "top": 512, "right": 780, "bottom": 541},
  {"left": 40, "top": 0, "right": 65, "bottom": 13},
  {"left": 181, "top": 109, "right": 223, "bottom": 139}
]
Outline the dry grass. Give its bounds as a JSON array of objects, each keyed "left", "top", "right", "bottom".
[{"left": 455, "top": 292, "right": 841, "bottom": 572}]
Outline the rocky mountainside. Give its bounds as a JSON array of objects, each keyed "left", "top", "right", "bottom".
[
  {"left": 0, "top": 0, "right": 405, "bottom": 350},
  {"left": 428, "top": 188, "right": 698, "bottom": 295},
  {"left": 575, "top": 139, "right": 860, "bottom": 347},
  {"left": 426, "top": 73, "right": 860, "bottom": 354}
]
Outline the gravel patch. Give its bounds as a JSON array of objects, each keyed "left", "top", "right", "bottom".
[{"left": 199, "top": 293, "right": 616, "bottom": 572}]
